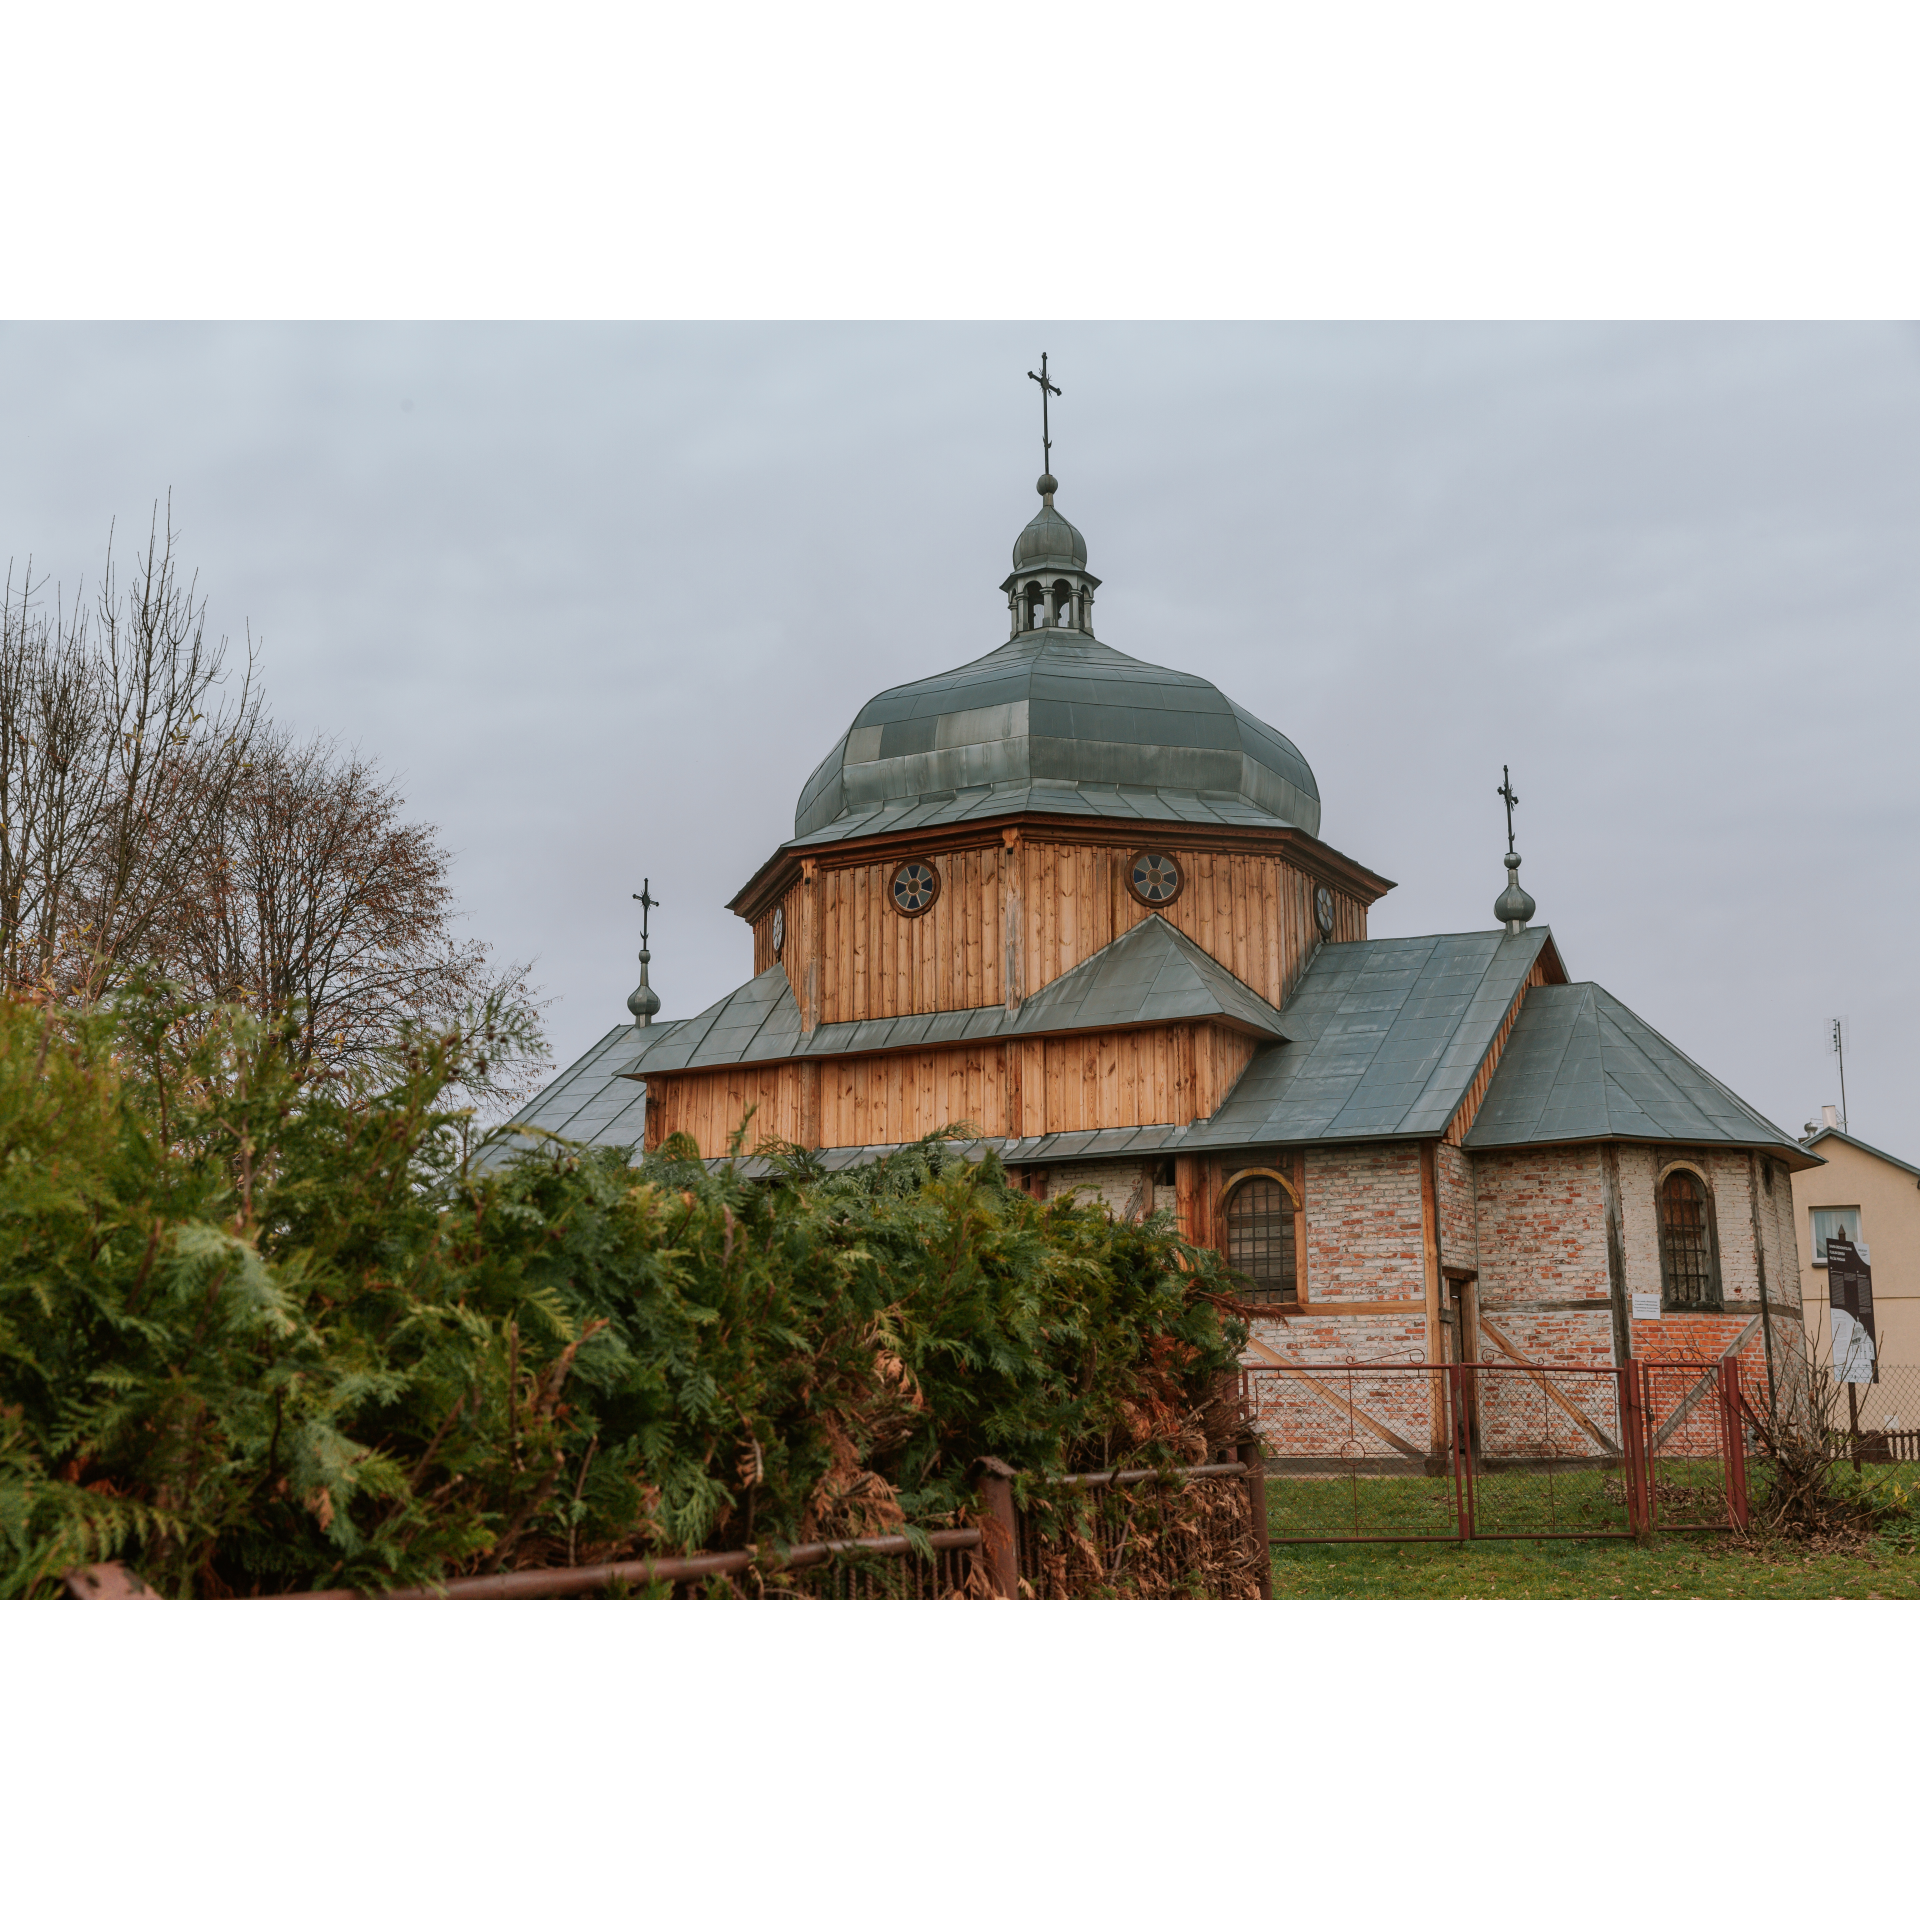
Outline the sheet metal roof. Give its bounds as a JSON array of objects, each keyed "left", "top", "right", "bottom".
[
  {"left": 1466, "top": 984, "right": 1818, "bottom": 1163},
  {"left": 471, "top": 1020, "right": 660, "bottom": 1169},
  {"left": 1183, "top": 927, "right": 1553, "bottom": 1149},
  {"left": 617, "top": 913, "right": 1292, "bottom": 1079},
  {"left": 790, "top": 627, "right": 1321, "bottom": 847}
]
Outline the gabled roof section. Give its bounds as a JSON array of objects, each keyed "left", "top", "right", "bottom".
[
  {"left": 1010, "top": 913, "right": 1292, "bottom": 1041},
  {"left": 1184, "top": 927, "right": 1555, "bottom": 1149},
  {"left": 620, "top": 914, "right": 1292, "bottom": 1080},
  {"left": 1466, "top": 983, "right": 1818, "bottom": 1166}
]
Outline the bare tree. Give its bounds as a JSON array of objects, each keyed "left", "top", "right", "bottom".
[
  {"left": 0, "top": 501, "right": 261, "bottom": 1000},
  {"left": 2, "top": 502, "right": 548, "bottom": 1107}
]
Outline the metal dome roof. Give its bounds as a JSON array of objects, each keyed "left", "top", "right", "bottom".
[
  {"left": 791, "top": 627, "right": 1322, "bottom": 847},
  {"left": 1011, "top": 495, "right": 1088, "bottom": 571}
]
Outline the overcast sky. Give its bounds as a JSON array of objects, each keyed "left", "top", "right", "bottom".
[{"left": 3, "top": 323, "right": 1915, "bottom": 1156}]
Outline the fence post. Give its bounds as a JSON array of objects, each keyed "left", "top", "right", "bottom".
[
  {"left": 1448, "top": 1365, "right": 1473, "bottom": 1542},
  {"left": 1237, "top": 1438, "right": 1272, "bottom": 1600},
  {"left": 972, "top": 1457, "right": 1022, "bottom": 1600},
  {"left": 1720, "top": 1354, "right": 1750, "bottom": 1530},
  {"left": 1620, "top": 1364, "right": 1651, "bottom": 1544}
]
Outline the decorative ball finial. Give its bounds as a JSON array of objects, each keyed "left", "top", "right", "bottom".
[{"left": 1037, "top": 472, "right": 1058, "bottom": 498}]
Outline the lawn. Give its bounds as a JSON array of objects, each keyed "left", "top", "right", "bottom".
[{"left": 1262, "top": 1460, "right": 1920, "bottom": 1598}]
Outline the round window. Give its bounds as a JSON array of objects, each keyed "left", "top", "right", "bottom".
[
  {"left": 1129, "top": 850, "right": 1183, "bottom": 907},
  {"left": 770, "top": 904, "right": 785, "bottom": 954},
  {"left": 890, "top": 860, "right": 940, "bottom": 916},
  {"left": 1314, "top": 885, "right": 1335, "bottom": 936}
]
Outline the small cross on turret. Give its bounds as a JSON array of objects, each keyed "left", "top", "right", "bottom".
[
  {"left": 1027, "top": 352, "right": 1061, "bottom": 477},
  {"left": 1492, "top": 766, "right": 1536, "bottom": 933},
  {"left": 628, "top": 879, "right": 662, "bottom": 1026},
  {"left": 1497, "top": 765, "right": 1520, "bottom": 855}
]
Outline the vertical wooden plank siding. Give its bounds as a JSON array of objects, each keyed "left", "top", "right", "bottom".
[
  {"left": 756, "top": 839, "right": 1372, "bottom": 1022},
  {"left": 769, "top": 841, "right": 1369, "bottom": 1025},
  {"left": 646, "top": 1021, "right": 1264, "bottom": 1158}
]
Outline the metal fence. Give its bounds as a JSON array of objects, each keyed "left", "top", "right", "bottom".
[
  {"left": 1242, "top": 1358, "right": 1760, "bottom": 1544},
  {"left": 1808, "top": 1361, "right": 1920, "bottom": 1465},
  {"left": 64, "top": 1455, "right": 1270, "bottom": 1600}
]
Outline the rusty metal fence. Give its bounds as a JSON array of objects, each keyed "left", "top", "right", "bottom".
[
  {"left": 65, "top": 1455, "right": 1270, "bottom": 1600},
  {"left": 1242, "top": 1358, "right": 1756, "bottom": 1544}
]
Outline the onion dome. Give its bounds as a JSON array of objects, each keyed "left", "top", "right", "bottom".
[
  {"left": 1011, "top": 473, "right": 1089, "bottom": 571},
  {"left": 1495, "top": 852, "right": 1537, "bottom": 933}
]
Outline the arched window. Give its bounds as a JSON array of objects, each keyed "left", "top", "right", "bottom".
[
  {"left": 1054, "top": 584, "right": 1075, "bottom": 629},
  {"left": 1658, "top": 1169, "right": 1719, "bottom": 1309},
  {"left": 1225, "top": 1175, "right": 1297, "bottom": 1306},
  {"left": 1025, "top": 581, "right": 1045, "bottom": 630}
]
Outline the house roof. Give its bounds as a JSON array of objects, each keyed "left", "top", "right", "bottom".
[
  {"left": 1795, "top": 1127, "right": 1920, "bottom": 1183},
  {"left": 1181, "top": 927, "right": 1556, "bottom": 1149},
  {"left": 614, "top": 913, "right": 1294, "bottom": 1079},
  {"left": 1464, "top": 982, "right": 1818, "bottom": 1166}
]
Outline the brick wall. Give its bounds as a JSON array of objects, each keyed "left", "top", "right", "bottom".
[
  {"left": 1301, "top": 1143, "right": 1426, "bottom": 1308},
  {"left": 1436, "top": 1143, "right": 1478, "bottom": 1272},
  {"left": 1473, "top": 1144, "right": 1611, "bottom": 1310},
  {"left": 1045, "top": 1159, "right": 1155, "bottom": 1219}
]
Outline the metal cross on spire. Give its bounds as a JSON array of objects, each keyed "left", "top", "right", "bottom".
[
  {"left": 1027, "top": 353, "right": 1061, "bottom": 476},
  {"left": 1496, "top": 766, "right": 1520, "bottom": 855},
  {"left": 627, "top": 880, "right": 662, "bottom": 1027},
  {"left": 631, "top": 879, "right": 659, "bottom": 948}
]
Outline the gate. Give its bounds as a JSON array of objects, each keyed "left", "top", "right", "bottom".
[{"left": 1241, "top": 1358, "right": 1747, "bottom": 1544}]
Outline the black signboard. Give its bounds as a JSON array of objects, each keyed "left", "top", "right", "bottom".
[{"left": 1826, "top": 1236, "right": 1878, "bottom": 1385}]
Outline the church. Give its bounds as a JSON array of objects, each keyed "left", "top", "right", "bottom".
[{"left": 502, "top": 399, "right": 1814, "bottom": 1450}]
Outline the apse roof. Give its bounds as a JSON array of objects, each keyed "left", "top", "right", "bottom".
[
  {"left": 1184, "top": 927, "right": 1555, "bottom": 1149},
  {"left": 1465, "top": 983, "right": 1817, "bottom": 1163}
]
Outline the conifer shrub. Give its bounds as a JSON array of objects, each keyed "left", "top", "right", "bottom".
[{"left": 0, "top": 990, "right": 1242, "bottom": 1596}]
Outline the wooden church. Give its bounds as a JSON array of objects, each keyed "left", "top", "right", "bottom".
[{"left": 503, "top": 412, "right": 1816, "bottom": 1445}]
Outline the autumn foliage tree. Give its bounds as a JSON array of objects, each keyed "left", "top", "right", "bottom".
[{"left": 0, "top": 503, "right": 545, "bottom": 1102}]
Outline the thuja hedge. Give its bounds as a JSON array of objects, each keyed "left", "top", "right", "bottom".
[{"left": 0, "top": 992, "right": 1243, "bottom": 1597}]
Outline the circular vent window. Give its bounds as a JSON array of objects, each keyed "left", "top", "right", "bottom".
[
  {"left": 1129, "top": 851, "right": 1183, "bottom": 907},
  {"left": 890, "top": 860, "right": 940, "bottom": 916}
]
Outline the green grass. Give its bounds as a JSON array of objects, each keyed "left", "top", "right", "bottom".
[{"left": 1263, "top": 1461, "right": 1920, "bottom": 1598}]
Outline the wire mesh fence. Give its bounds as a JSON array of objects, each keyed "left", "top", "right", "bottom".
[
  {"left": 1642, "top": 1360, "right": 1743, "bottom": 1532},
  {"left": 1808, "top": 1362, "right": 1920, "bottom": 1464},
  {"left": 1464, "top": 1363, "right": 1637, "bottom": 1541},
  {"left": 1241, "top": 1358, "right": 1758, "bottom": 1544}
]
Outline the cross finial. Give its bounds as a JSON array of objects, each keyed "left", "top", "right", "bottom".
[
  {"left": 1027, "top": 352, "right": 1061, "bottom": 477},
  {"left": 628, "top": 880, "right": 662, "bottom": 1026},
  {"left": 631, "top": 880, "right": 659, "bottom": 948},
  {"left": 1496, "top": 766, "right": 1519, "bottom": 856}
]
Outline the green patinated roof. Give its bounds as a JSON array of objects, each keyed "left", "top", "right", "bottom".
[
  {"left": 790, "top": 627, "right": 1322, "bottom": 847},
  {"left": 1465, "top": 983, "right": 1815, "bottom": 1163},
  {"left": 1183, "top": 928, "right": 1554, "bottom": 1149},
  {"left": 614, "top": 913, "right": 1293, "bottom": 1080}
]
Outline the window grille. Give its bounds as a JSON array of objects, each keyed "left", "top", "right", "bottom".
[
  {"left": 1658, "top": 1170, "right": 1718, "bottom": 1308},
  {"left": 1226, "top": 1176, "right": 1296, "bottom": 1306}
]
